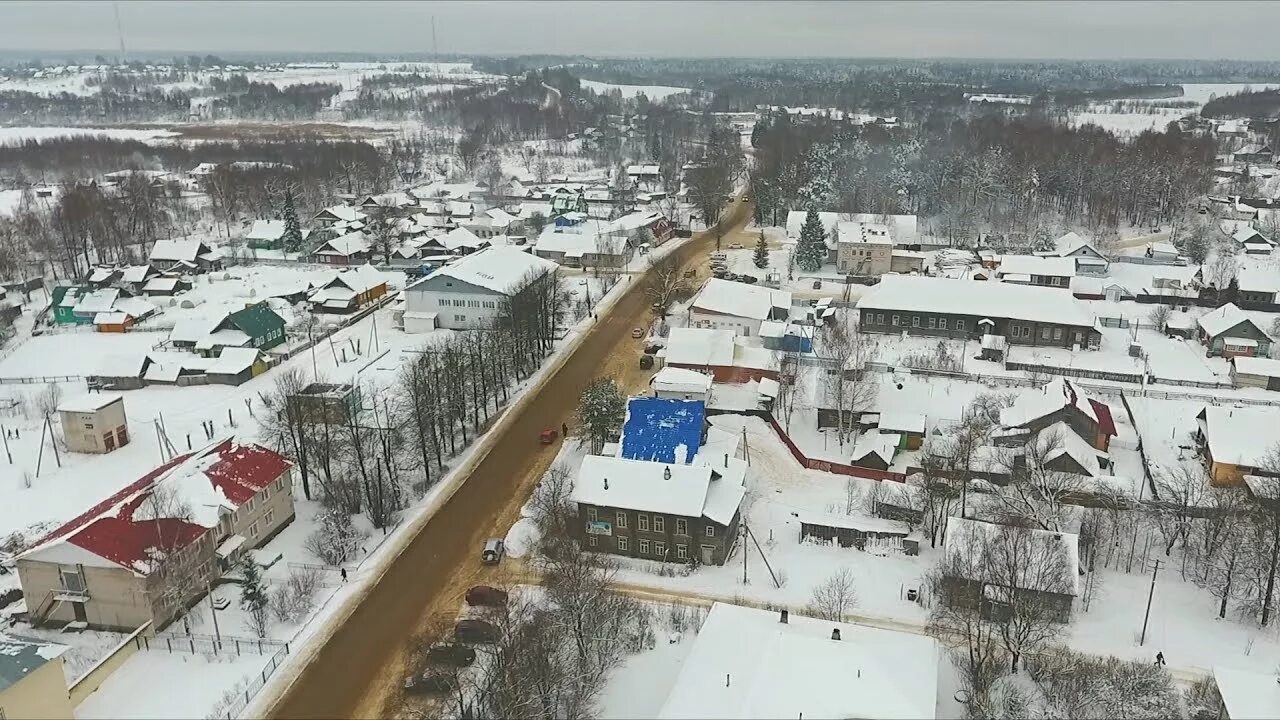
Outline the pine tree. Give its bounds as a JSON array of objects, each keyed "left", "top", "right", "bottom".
[
  {"left": 576, "top": 378, "right": 625, "bottom": 455},
  {"left": 240, "top": 558, "right": 271, "bottom": 638},
  {"left": 796, "top": 209, "right": 827, "bottom": 272},
  {"left": 281, "top": 189, "right": 303, "bottom": 252},
  {"left": 753, "top": 230, "right": 769, "bottom": 269}
]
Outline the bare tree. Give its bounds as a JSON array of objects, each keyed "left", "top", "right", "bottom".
[
  {"left": 1150, "top": 461, "right": 1209, "bottom": 560},
  {"left": 1147, "top": 303, "right": 1173, "bottom": 333},
  {"left": 1194, "top": 488, "right": 1248, "bottom": 619},
  {"left": 817, "top": 315, "right": 877, "bottom": 448},
  {"left": 992, "top": 427, "right": 1093, "bottom": 532},
  {"left": 807, "top": 567, "right": 858, "bottom": 621},
  {"left": 645, "top": 254, "right": 688, "bottom": 314}
]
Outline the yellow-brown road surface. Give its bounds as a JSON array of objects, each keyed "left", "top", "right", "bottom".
[{"left": 265, "top": 197, "right": 754, "bottom": 719}]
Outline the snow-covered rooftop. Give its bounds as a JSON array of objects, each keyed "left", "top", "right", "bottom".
[
  {"left": 57, "top": 392, "right": 123, "bottom": 414},
  {"left": 1213, "top": 665, "right": 1280, "bottom": 720},
  {"left": 314, "top": 231, "right": 369, "bottom": 257},
  {"left": 1233, "top": 355, "right": 1280, "bottom": 378},
  {"left": 1197, "top": 302, "right": 1255, "bottom": 338},
  {"left": 420, "top": 246, "right": 558, "bottom": 296},
  {"left": 651, "top": 367, "right": 713, "bottom": 395},
  {"left": 857, "top": 276, "right": 1098, "bottom": 329},
  {"left": 1199, "top": 405, "right": 1280, "bottom": 468},
  {"left": 665, "top": 327, "right": 735, "bottom": 367},
  {"left": 149, "top": 239, "right": 208, "bottom": 263},
  {"left": 852, "top": 431, "right": 899, "bottom": 465},
  {"left": 996, "top": 254, "right": 1076, "bottom": 278},
  {"left": 690, "top": 278, "right": 792, "bottom": 322},
  {"left": 245, "top": 219, "right": 285, "bottom": 242},
  {"left": 571, "top": 455, "right": 744, "bottom": 525},
  {"left": 657, "top": 602, "right": 939, "bottom": 720}
]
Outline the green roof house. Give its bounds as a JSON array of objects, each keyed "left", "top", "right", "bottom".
[
  {"left": 195, "top": 302, "right": 287, "bottom": 357},
  {"left": 50, "top": 286, "right": 94, "bottom": 325}
]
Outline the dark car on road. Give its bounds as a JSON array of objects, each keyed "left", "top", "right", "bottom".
[
  {"left": 465, "top": 585, "right": 509, "bottom": 607},
  {"left": 425, "top": 642, "right": 477, "bottom": 667},
  {"left": 404, "top": 672, "right": 456, "bottom": 695},
  {"left": 455, "top": 619, "right": 499, "bottom": 644}
]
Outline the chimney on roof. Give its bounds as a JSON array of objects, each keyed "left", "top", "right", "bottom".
[
  {"left": 831, "top": 628, "right": 842, "bottom": 641},
  {"left": 603, "top": 478, "right": 609, "bottom": 490},
  {"left": 779, "top": 609, "right": 789, "bottom": 624},
  {"left": 724, "top": 453, "right": 729, "bottom": 466},
  {"left": 664, "top": 466, "right": 672, "bottom": 480}
]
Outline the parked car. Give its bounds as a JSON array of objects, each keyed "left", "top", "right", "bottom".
[
  {"left": 455, "top": 619, "right": 499, "bottom": 644},
  {"left": 683, "top": 269, "right": 696, "bottom": 279},
  {"left": 425, "top": 642, "right": 477, "bottom": 667},
  {"left": 728, "top": 243, "right": 743, "bottom": 249},
  {"left": 812, "top": 280, "right": 822, "bottom": 289},
  {"left": 404, "top": 672, "right": 456, "bottom": 695},
  {"left": 631, "top": 327, "right": 645, "bottom": 338},
  {"left": 740, "top": 275, "right": 759, "bottom": 284},
  {"left": 643, "top": 344, "right": 661, "bottom": 355},
  {"left": 465, "top": 585, "right": 509, "bottom": 607},
  {"left": 712, "top": 270, "right": 729, "bottom": 279},
  {"left": 481, "top": 538, "right": 505, "bottom": 564},
  {"left": 639, "top": 354, "right": 655, "bottom": 370}
]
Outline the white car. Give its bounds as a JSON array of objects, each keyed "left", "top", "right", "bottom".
[{"left": 728, "top": 243, "right": 743, "bottom": 250}]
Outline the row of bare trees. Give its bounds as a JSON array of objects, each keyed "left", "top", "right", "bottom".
[{"left": 260, "top": 269, "right": 568, "bottom": 537}]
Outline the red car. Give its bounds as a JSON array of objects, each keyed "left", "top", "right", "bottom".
[{"left": 465, "top": 585, "right": 509, "bottom": 607}]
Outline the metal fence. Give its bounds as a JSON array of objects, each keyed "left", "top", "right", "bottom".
[
  {"left": 149, "top": 631, "right": 288, "bottom": 656},
  {"left": 219, "top": 642, "right": 292, "bottom": 720}
]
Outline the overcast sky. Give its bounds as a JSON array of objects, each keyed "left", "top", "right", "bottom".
[{"left": 5, "top": 0, "right": 1280, "bottom": 60}]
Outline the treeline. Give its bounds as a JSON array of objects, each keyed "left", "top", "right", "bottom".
[
  {"left": 1049, "top": 84, "right": 1185, "bottom": 108},
  {"left": 207, "top": 77, "right": 342, "bottom": 119},
  {"left": 750, "top": 111, "right": 1215, "bottom": 244},
  {"left": 0, "top": 88, "right": 191, "bottom": 124},
  {"left": 1202, "top": 88, "right": 1280, "bottom": 119}
]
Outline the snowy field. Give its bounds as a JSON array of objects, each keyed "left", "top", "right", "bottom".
[
  {"left": 579, "top": 79, "right": 693, "bottom": 101},
  {"left": 76, "top": 650, "right": 270, "bottom": 720},
  {"left": 1069, "top": 82, "right": 1280, "bottom": 136},
  {"left": 0, "top": 126, "right": 181, "bottom": 146}
]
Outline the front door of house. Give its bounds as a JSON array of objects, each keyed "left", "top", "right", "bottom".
[
  {"left": 72, "top": 601, "right": 87, "bottom": 622},
  {"left": 700, "top": 545, "right": 716, "bottom": 565}
]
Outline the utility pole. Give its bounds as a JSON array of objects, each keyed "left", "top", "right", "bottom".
[
  {"left": 207, "top": 581, "right": 221, "bottom": 645},
  {"left": 1140, "top": 559, "right": 1160, "bottom": 646},
  {"left": 741, "top": 521, "right": 748, "bottom": 585}
]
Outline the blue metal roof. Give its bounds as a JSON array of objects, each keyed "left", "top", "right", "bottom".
[{"left": 619, "top": 397, "right": 706, "bottom": 465}]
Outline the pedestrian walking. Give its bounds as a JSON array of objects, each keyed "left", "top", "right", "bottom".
[
  {"left": 1155, "top": 651, "right": 1165, "bottom": 666},
  {"left": 340, "top": 567, "right": 348, "bottom": 583},
  {"left": 561, "top": 422, "right": 568, "bottom": 438}
]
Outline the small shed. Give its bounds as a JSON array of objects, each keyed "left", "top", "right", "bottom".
[
  {"left": 797, "top": 510, "right": 919, "bottom": 555},
  {"left": 287, "top": 382, "right": 361, "bottom": 423},
  {"left": 57, "top": 393, "right": 129, "bottom": 454},
  {"left": 1231, "top": 356, "right": 1280, "bottom": 391},
  {"left": 205, "top": 348, "right": 269, "bottom": 386},
  {"left": 877, "top": 410, "right": 926, "bottom": 450},
  {"left": 850, "top": 431, "right": 900, "bottom": 471}
]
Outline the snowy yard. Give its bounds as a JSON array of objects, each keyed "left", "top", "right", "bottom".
[
  {"left": 76, "top": 650, "right": 270, "bottom": 720},
  {"left": 579, "top": 79, "right": 694, "bottom": 101}
]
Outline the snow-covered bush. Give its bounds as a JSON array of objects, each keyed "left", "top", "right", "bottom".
[
  {"left": 304, "top": 509, "right": 366, "bottom": 566},
  {"left": 270, "top": 566, "right": 323, "bottom": 624},
  {"left": 1025, "top": 646, "right": 1181, "bottom": 719}
]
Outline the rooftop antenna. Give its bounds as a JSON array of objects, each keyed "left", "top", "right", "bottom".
[{"left": 113, "top": 1, "right": 127, "bottom": 64}]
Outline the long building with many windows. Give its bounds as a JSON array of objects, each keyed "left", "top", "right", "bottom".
[{"left": 856, "top": 275, "right": 1101, "bottom": 349}]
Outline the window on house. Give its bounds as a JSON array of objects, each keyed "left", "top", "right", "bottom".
[
  {"left": 265, "top": 509, "right": 275, "bottom": 526},
  {"left": 957, "top": 320, "right": 966, "bottom": 331},
  {"left": 616, "top": 512, "right": 628, "bottom": 529},
  {"left": 655, "top": 541, "right": 666, "bottom": 557},
  {"left": 588, "top": 536, "right": 598, "bottom": 547},
  {"left": 677, "top": 544, "right": 688, "bottom": 560},
  {"left": 617, "top": 536, "right": 629, "bottom": 551},
  {"left": 676, "top": 519, "right": 688, "bottom": 535},
  {"left": 455, "top": 314, "right": 466, "bottom": 322},
  {"left": 939, "top": 318, "right": 948, "bottom": 330},
  {"left": 928, "top": 317, "right": 936, "bottom": 329},
  {"left": 639, "top": 539, "right": 650, "bottom": 555},
  {"left": 248, "top": 521, "right": 259, "bottom": 538},
  {"left": 1040, "top": 327, "right": 1051, "bottom": 340},
  {"left": 891, "top": 315, "right": 900, "bottom": 326},
  {"left": 654, "top": 516, "right": 665, "bottom": 533},
  {"left": 638, "top": 514, "right": 650, "bottom": 531},
  {"left": 1053, "top": 328, "right": 1063, "bottom": 341},
  {"left": 705, "top": 525, "right": 715, "bottom": 538},
  {"left": 912, "top": 316, "right": 920, "bottom": 328},
  {"left": 587, "top": 507, "right": 598, "bottom": 522},
  {"left": 1074, "top": 332, "right": 1084, "bottom": 345}
]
